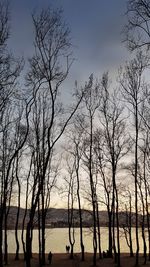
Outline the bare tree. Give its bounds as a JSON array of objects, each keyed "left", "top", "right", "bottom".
[
  {"left": 97, "top": 73, "right": 130, "bottom": 267},
  {"left": 81, "top": 74, "right": 101, "bottom": 266},
  {"left": 25, "top": 8, "right": 85, "bottom": 267},
  {"left": 120, "top": 51, "right": 148, "bottom": 266},
  {"left": 123, "top": 0, "right": 150, "bottom": 51},
  {"left": 137, "top": 164, "right": 147, "bottom": 264},
  {"left": 28, "top": 90, "right": 58, "bottom": 266},
  {"left": 65, "top": 114, "right": 86, "bottom": 261},
  {"left": 122, "top": 190, "right": 134, "bottom": 257},
  {"left": 21, "top": 152, "right": 33, "bottom": 260},
  {"left": 0, "top": 2, "right": 26, "bottom": 265},
  {"left": 65, "top": 157, "right": 76, "bottom": 260},
  {"left": 0, "top": 95, "right": 32, "bottom": 267}
]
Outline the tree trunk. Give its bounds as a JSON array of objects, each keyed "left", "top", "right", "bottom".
[
  {"left": 25, "top": 197, "right": 39, "bottom": 267},
  {"left": 76, "top": 154, "right": 84, "bottom": 261},
  {"left": 4, "top": 202, "right": 10, "bottom": 265},
  {"left": 135, "top": 106, "right": 139, "bottom": 266},
  {"left": 129, "top": 198, "right": 134, "bottom": 257},
  {"left": 115, "top": 188, "right": 121, "bottom": 267},
  {"left": 141, "top": 221, "right": 147, "bottom": 264},
  {"left": 0, "top": 225, "right": 3, "bottom": 267},
  {"left": 112, "top": 186, "right": 117, "bottom": 262},
  {"left": 108, "top": 211, "right": 113, "bottom": 257},
  {"left": 92, "top": 200, "right": 97, "bottom": 266},
  {"left": 26, "top": 223, "right": 32, "bottom": 267},
  {"left": 41, "top": 195, "right": 46, "bottom": 265},
  {"left": 21, "top": 154, "right": 32, "bottom": 260},
  {"left": 4, "top": 214, "right": 8, "bottom": 265},
  {"left": 38, "top": 199, "right": 42, "bottom": 267},
  {"left": 15, "top": 167, "right": 21, "bottom": 260},
  {"left": 96, "top": 201, "right": 102, "bottom": 259},
  {"left": 90, "top": 116, "right": 97, "bottom": 266}
]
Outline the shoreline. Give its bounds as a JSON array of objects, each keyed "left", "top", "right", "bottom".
[{"left": 5, "top": 253, "right": 150, "bottom": 267}]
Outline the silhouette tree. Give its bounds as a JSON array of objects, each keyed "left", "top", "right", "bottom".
[
  {"left": 120, "top": 51, "right": 149, "bottom": 266},
  {"left": 81, "top": 74, "right": 101, "bottom": 266},
  {"left": 123, "top": 0, "right": 150, "bottom": 51},
  {"left": 25, "top": 7, "right": 85, "bottom": 267},
  {"left": 97, "top": 73, "right": 130, "bottom": 266},
  {"left": 65, "top": 114, "right": 86, "bottom": 261}
]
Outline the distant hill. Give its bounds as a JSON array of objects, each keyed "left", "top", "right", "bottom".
[{"left": 5, "top": 206, "right": 142, "bottom": 229}]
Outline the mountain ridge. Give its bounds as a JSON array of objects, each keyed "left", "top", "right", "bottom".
[{"left": 5, "top": 206, "right": 142, "bottom": 229}]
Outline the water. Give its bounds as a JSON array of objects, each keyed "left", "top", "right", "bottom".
[{"left": 6, "top": 227, "right": 148, "bottom": 254}]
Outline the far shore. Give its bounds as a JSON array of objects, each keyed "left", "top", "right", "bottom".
[
  {"left": 5, "top": 253, "right": 150, "bottom": 267},
  {"left": 4, "top": 225, "right": 146, "bottom": 230}
]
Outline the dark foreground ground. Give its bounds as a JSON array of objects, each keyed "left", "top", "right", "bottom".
[{"left": 6, "top": 253, "right": 150, "bottom": 267}]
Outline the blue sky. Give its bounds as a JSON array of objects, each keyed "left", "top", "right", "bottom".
[{"left": 9, "top": 0, "right": 128, "bottom": 87}]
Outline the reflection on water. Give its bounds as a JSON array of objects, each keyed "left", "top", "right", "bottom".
[{"left": 7, "top": 227, "right": 147, "bottom": 253}]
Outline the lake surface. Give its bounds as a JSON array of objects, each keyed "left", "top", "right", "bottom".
[{"left": 6, "top": 227, "right": 148, "bottom": 254}]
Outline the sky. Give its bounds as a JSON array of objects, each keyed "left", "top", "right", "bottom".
[
  {"left": 9, "top": 0, "right": 130, "bottom": 208},
  {"left": 9, "top": 0, "right": 128, "bottom": 91}
]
